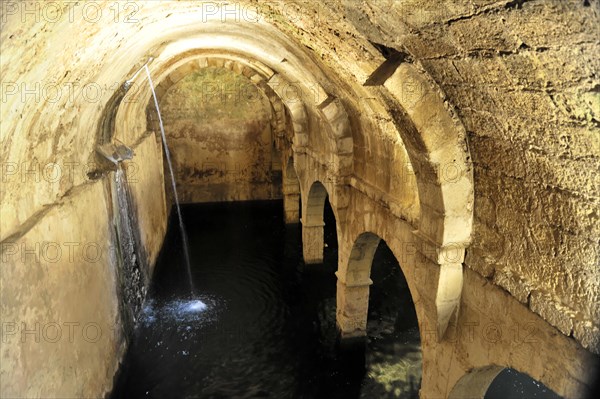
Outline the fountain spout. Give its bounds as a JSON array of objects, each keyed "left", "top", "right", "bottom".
[
  {"left": 96, "top": 141, "right": 134, "bottom": 164},
  {"left": 123, "top": 57, "right": 155, "bottom": 91}
]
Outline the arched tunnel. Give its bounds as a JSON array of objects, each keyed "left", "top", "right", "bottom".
[{"left": 1, "top": 1, "right": 599, "bottom": 398}]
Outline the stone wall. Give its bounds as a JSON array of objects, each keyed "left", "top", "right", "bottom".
[
  {"left": 160, "top": 67, "right": 282, "bottom": 203},
  {"left": 341, "top": 0, "right": 600, "bottom": 351},
  {"left": 0, "top": 180, "right": 122, "bottom": 397},
  {"left": 0, "top": 1, "right": 598, "bottom": 397},
  {"left": 0, "top": 131, "right": 167, "bottom": 397}
]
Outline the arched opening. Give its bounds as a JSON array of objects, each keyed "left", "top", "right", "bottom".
[
  {"left": 323, "top": 196, "right": 338, "bottom": 264},
  {"left": 365, "top": 239, "right": 421, "bottom": 397},
  {"left": 301, "top": 181, "right": 330, "bottom": 264},
  {"left": 336, "top": 232, "right": 422, "bottom": 397},
  {"left": 449, "top": 366, "right": 563, "bottom": 399}
]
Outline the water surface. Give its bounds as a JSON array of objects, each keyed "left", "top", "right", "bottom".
[{"left": 110, "top": 200, "right": 421, "bottom": 398}]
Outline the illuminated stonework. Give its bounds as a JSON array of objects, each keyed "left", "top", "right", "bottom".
[{"left": 1, "top": 1, "right": 598, "bottom": 398}]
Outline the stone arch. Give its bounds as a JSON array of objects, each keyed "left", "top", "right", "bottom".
[
  {"left": 449, "top": 365, "right": 564, "bottom": 399},
  {"left": 114, "top": 43, "right": 347, "bottom": 179},
  {"left": 136, "top": 54, "right": 314, "bottom": 209},
  {"left": 375, "top": 63, "right": 474, "bottom": 338},
  {"left": 301, "top": 181, "right": 331, "bottom": 264},
  {"left": 335, "top": 232, "right": 421, "bottom": 340},
  {"left": 448, "top": 365, "right": 505, "bottom": 399},
  {"left": 377, "top": 62, "right": 474, "bottom": 248},
  {"left": 145, "top": 56, "right": 291, "bottom": 149},
  {"left": 283, "top": 157, "right": 300, "bottom": 224}
]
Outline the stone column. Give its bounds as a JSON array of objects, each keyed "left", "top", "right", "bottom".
[
  {"left": 283, "top": 192, "right": 300, "bottom": 223},
  {"left": 336, "top": 274, "right": 373, "bottom": 339},
  {"left": 414, "top": 230, "right": 466, "bottom": 340},
  {"left": 301, "top": 220, "right": 324, "bottom": 264},
  {"left": 282, "top": 151, "right": 300, "bottom": 224},
  {"left": 283, "top": 173, "right": 300, "bottom": 224}
]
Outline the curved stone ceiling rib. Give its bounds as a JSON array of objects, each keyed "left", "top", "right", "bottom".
[
  {"left": 114, "top": 26, "right": 354, "bottom": 177},
  {"left": 142, "top": 55, "right": 303, "bottom": 155}
]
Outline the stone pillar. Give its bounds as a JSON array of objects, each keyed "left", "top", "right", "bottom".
[
  {"left": 283, "top": 192, "right": 300, "bottom": 223},
  {"left": 283, "top": 170, "right": 300, "bottom": 224},
  {"left": 282, "top": 154, "right": 300, "bottom": 224},
  {"left": 336, "top": 275, "right": 373, "bottom": 339},
  {"left": 414, "top": 230, "right": 466, "bottom": 340},
  {"left": 301, "top": 220, "right": 324, "bottom": 263}
]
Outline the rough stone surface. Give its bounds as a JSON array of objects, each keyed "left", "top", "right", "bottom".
[
  {"left": 0, "top": 181, "right": 122, "bottom": 397},
  {"left": 159, "top": 67, "right": 282, "bottom": 203},
  {"left": 1, "top": 1, "right": 598, "bottom": 398},
  {"left": 341, "top": 0, "right": 600, "bottom": 342}
]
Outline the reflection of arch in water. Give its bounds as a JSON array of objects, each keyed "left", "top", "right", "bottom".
[{"left": 449, "top": 365, "right": 562, "bottom": 399}]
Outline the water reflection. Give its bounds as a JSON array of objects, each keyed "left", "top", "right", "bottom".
[
  {"left": 111, "top": 201, "right": 422, "bottom": 398},
  {"left": 363, "top": 240, "right": 421, "bottom": 398}
]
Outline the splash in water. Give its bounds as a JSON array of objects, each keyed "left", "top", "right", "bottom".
[
  {"left": 182, "top": 299, "right": 208, "bottom": 313},
  {"left": 140, "top": 296, "right": 223, "bottom": 327}
]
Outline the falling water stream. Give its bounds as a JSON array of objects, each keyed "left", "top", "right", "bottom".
[{"left": 143, "top": 65, "right": 196, "bottom": 297}]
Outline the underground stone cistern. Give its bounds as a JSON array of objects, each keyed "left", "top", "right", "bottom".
[{"left": 1, "top": 1, "right": 599, "bottom": 398}]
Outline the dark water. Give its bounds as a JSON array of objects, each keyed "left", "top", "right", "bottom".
[
  {"left": 110, "top": 200, "right": 421, "bottom": 398},
  {"left": 110, "top": 200, "right": 563, "bottom": 399},
  {"left": 486, "top": 368, "right": 561, "bottom": 399}
]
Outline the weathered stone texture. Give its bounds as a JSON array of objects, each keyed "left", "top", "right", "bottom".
[
  {"left": 160, "top": 67, "right": 281, "bottom": 203},
  {"left": 1, "top": 0, "right": 598, "bottom": 397},
  {"left": 343, "top": 0, "right": 599, "bottom": 349},
  {"left": 0, "top": 180, "right": 122, "bottom": 398}
]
